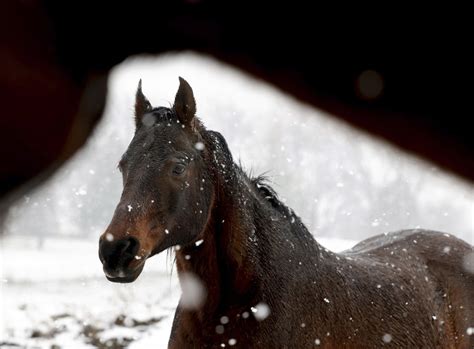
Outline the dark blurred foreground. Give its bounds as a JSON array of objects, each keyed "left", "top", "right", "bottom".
[{"left": 0, "top": 2, "right": 471, "bottom": 218}]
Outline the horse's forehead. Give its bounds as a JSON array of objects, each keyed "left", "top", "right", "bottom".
[
  {"left": 141, "top": 107, "right": 178, "bottom": 126},
  {"left": 127, "top": 121, "right": 192, "bottom": 158}
]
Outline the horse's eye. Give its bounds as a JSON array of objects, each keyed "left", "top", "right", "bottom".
[{"left": 172, "top": 163, "right": 187, "bottom": 175}]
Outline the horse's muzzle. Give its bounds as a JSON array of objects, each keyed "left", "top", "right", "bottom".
[{"left": 98, "top": 236, "right": 144, "bottom": 283}]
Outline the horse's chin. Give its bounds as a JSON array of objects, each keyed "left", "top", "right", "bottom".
[{"left": 104, "top": 263, "right": 145, "bottom": 283}]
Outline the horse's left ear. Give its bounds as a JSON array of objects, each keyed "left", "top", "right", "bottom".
[
  {"left": 173, "top": 77, "right": 196, "bottom": 126},
  {"left": 135, "top": 79, "right": 152, "bottom": 127}
]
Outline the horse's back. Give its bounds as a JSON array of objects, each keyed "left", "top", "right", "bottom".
[
  {"left": 345, "top": 229, "right": 474, "bottom": 347},
  {"left": 345, "top": 229, "right": 466, "bottom": 253}
]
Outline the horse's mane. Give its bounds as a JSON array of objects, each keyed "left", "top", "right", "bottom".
[
  {"left": 249, "top": 173, "right": 296, "bottom": 220},
  {"left": 205, "top": 129, "right": 297, "bottom": 222}
]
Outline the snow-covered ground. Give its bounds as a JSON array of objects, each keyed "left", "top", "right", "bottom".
[
  {"left": 0, "top": 236, "right": 355, "bottom": 348},
  {"left": 0, "top": 236, "right": 179, "bottom": 349}
]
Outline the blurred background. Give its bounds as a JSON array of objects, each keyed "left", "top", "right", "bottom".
[
  {"left": 1, "top": 53, "right": 473, "bottom": 348},
  {"left": 3, "top": 53, "right": 473, "bottom": 242}
]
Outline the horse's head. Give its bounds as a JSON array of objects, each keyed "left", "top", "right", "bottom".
[{"left": 99, "top": 78, "right": 214, "bottom": 283}]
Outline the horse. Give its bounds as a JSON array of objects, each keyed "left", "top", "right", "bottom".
[{"left": 98, "top": 77, "right": 474, "bottom": 348}]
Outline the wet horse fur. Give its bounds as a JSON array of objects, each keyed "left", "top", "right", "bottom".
[{"left": 99, "top": 78, "right": 474, "bottom": 348}]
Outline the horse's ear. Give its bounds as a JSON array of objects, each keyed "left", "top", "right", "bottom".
[
  {"left": 173, "top": 77, "right": 196, "bottom": 126},
  {"left": 135, "top": 79, "right": 152, "bottom": 126}
]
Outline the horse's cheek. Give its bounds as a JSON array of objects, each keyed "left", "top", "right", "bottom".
[{"left": 164, "top": 186, "right": 181, "bottom": 215}]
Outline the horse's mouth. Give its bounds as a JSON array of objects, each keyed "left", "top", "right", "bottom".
[{"left": 103, "top": 263, "right": 145, "bottom": 283}]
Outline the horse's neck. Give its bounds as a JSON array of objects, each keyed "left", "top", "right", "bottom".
[
  {"left": 175, "top": 130, "right": 329, "bottom": 319},
  {"left": 176, "top": 164, "right": 328, "bottom": 321},
  {"left": 175, "top": 168, "right": 259, "bottom": 310}
]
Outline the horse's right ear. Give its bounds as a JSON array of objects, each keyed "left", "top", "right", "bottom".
[{"left": 135, "top": 79, "right": 152, "bottom": 127}]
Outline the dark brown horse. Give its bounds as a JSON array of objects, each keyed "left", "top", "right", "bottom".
[{"left": 99, "top": 78, "right": 474, "bottom": 348}]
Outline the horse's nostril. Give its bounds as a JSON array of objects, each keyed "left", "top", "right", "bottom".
[
  {"left": 123, "top": 237, "right": 140, "bottom": 256},
  {"left": 117, "top": 239, "right": 131, "bottom": 254},
  {"left": 99, "top": 236, "right": 140, "bottom": 270}
]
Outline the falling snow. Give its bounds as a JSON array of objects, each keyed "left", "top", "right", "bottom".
[
  {"left": 371, "top": 219, "right": 380, "bottom": 227},
  {"left": 382, "top": 333, "right": 392, "bottom": 343},
  {"left": 75, "top": 185, "right": 87, "bottom": 196},
  {"left": 215, "top": 325, "right": 224, "bottom": 334},
  {"left": 251, "top": 302, "right": 270, "bottom": 321},
  {"left": 462, "top": 252, "right": 474, "bottom": 274},
  {"left": 180, "top": 272, "right": 206, "bottom": 310},
  {"left": 194, "top": 142, "right": 205, "bottom": 151}
]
